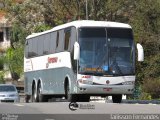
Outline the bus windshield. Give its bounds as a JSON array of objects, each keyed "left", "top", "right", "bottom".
[{"left": 78, "top": 27, "right": 135, "bottom": 76}]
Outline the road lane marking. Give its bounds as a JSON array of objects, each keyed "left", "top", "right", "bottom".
[
  {"left": 148, "top": 103, "right": 157, "bottom": 105},
  {"left": 14, "top": 104, "right": 24, "bottom": 107}
]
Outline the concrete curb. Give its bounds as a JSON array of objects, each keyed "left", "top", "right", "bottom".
[
  {"left": 121, "top": 100, "right": 160, "bottom": 104},
  {"left": 106, "top": 99, "right": 160, "bottom": 104}
]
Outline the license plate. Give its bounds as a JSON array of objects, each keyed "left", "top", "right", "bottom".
[{"left": 4, "top": 98, "right": 10, "bottom": 100}]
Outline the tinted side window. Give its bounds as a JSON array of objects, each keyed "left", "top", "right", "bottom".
[
  {"left": 25, "top": 40, "right": 29, "bottom": 58},
  {"left": 56, "top": 30, "right": 64, "bottom": 52},
  {"left": 32, "top": 37, "right": 38, "bottom": 57},
  {"left": 38, "top": 36, "right": 44, "bottom": 56},
  {"left": 50, "top": 32, "right": 57, "bottom": 53},
  {"left": 56, "top": 31, "right": 59, "bottom": 48},
  {"left": 64, "top": 29, "right": 71, "bottom": 51},
  {"left": 28, "top": 39, "right": 32, "bottom": 58},
  {"left": 70, "top": 27, "right": 77, "bottom": 52},
  {"left": 43, "top": 33, "right": 50, "bottom": 55}
]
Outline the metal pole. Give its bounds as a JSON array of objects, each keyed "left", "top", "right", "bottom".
[{"left": 86, "top": 0, "right": 88, "bottom": 20}]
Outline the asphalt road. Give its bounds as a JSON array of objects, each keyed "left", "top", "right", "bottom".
[{"left": 0, "top": 102, "right": 160, "bottom": 120}]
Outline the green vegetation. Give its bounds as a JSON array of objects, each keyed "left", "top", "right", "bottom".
[
  {"left": 0, "top": 0, "right": 160, "bottom": 99},
  {"left": 0, "top": 72, "right": 5, "bottom": 84}
]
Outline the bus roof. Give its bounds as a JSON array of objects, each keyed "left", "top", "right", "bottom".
[{"left": 26, "top": 20, "right": 132, "bottom": 39}]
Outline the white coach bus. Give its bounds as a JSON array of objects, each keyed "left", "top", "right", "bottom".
[{"left": 24, "top": 20, "right": 144, "bottom": 103}]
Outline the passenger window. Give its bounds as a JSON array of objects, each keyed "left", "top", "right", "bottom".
[
  {"left": 25, "top": 40, "right": 29, "bottom": 58},
  {"left": 28, "top": 39, "right": 33, "bottom": 58},
  {"left": 56, "top": 31, "right": 59, "bottom": 48},
  {"left": 32, "top": 38, "right": 38, "bottom": 57},
  {"left": 64, "top": 30, "right": 71, "bottom": 50},
  {"left": 38, "top": 36, "right": 43, "bottom": 56},
  {"left": 50, "top": 32, "right": 56, "bottom": 53},
  {"left": 43, "top": 34, "right": 50, "bottom": 55}
]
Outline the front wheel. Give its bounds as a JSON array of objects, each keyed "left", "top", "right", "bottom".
[
  {"left": 65, "top": 83, "right": 77, "bottom": 102},
  {"left": 78, "top": 95, "right": 90, "bottom": 102},
  {"left": 112, "top": 94, "right": 122, "bottom": 103}
]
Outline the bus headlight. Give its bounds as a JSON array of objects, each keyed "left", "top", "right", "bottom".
[{"left": 77, "top": 79, "right": 93, "bottom": 85}]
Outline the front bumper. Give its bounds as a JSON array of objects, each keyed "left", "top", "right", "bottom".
[
  {"left": 76, "top": 84, "right": 134, "bottom": 95},
  {"left": 0, "top": 97, "right": 20, "bottom": 103}
]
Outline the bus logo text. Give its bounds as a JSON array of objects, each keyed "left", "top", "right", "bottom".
[{"left": 48, "top": 57, "right": 58, "bottom": 63}]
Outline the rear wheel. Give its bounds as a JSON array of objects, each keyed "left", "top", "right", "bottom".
[
  {"left": 37, "top": 83, "right": 47, "bottom": 102},
  {"left": 112, "top": 94, "right": 122, "bottom": 103},
  {"left": 32, "top": 84, "right": 38, "bottom": 102}
]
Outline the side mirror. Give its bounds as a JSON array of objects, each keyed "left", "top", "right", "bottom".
[
  {"left": 137, "top": 43, "right": 144, "bottom": 62},
  {"left": 74, "top": 42, "right": 80, "bottom": 60}
]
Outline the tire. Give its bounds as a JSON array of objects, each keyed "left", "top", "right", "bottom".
[
  {"left": 25, "top": 95, "right": 30, "bottom": 103},
  {"left": 66, "top": 83, "right": 77, "bottom": 102},
  {"left": 32, "top": 84, "right": 38, "bottom": 102},
  {"left": 112, "top": 94, "right": 122, "bottom": 103},
  {"left": 78, "top": 95, "right": 90, "bottom": 102},
  {"left": 37, "top": 83, "right": 47, "bottom": 102}
]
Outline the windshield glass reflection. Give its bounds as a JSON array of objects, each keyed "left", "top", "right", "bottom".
[{"left": 78, "top": 27, "right": 135, "bottom": 76}]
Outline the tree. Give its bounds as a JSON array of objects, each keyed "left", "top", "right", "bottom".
[{"left": 3, "top": 47, "right": 24, "bottom": 80}]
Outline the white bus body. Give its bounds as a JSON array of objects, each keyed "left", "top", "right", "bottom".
[{"left": 24, "top": 20, "right": 143, "bottom": 103}]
